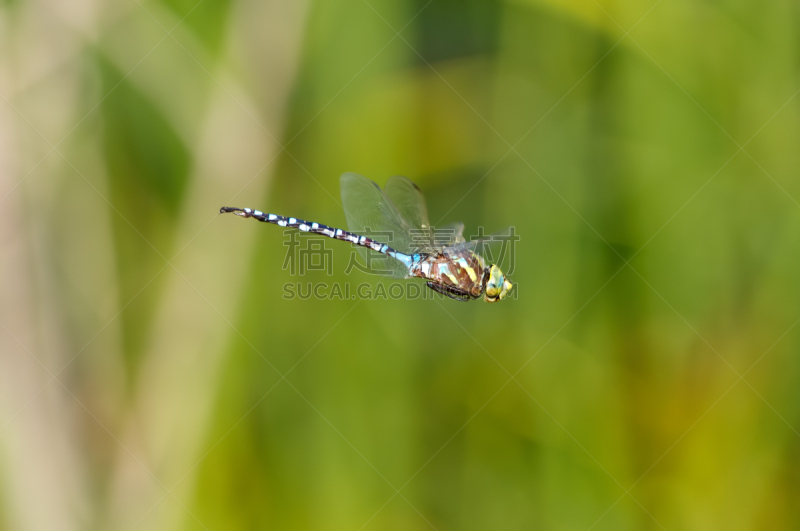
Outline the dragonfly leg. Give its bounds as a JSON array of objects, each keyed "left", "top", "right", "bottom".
[{"left": 425, "top": 282, "right": 473, "bottom": 302}]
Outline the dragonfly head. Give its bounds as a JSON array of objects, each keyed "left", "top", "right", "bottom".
[{"left": 483, "top": 264, "right": 513, "bottom": 303}]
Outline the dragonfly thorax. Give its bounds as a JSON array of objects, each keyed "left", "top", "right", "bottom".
[{"left": 412, "top": 250, "right": 486, "bottom": 300}]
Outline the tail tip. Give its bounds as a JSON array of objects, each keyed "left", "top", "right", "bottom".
[{"left": 220, "top": 207, "right": 253, "bottom": 218}]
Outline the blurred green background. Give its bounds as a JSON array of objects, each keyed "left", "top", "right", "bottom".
[{"left": 1, "top": 0, "right": 799, "bottom": 529}]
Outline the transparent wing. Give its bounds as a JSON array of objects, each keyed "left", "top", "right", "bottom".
[
  {"left": 340, "top": 172, "right": 412, "bottom": 248},
  {"left": 340, "top": 173, "right": 414, "bottom": 278},
  {"left": 432, "top": 221, "right": 465, "bottom": 247},
  {"left": 384, "top": 175, "right": 431, "bottom": 247},
  {"left": 453, "top": 227, "right": 512, "bottom": 251},
  {"left": 454, "top": 227, "right": 515, "bottom": 268}
]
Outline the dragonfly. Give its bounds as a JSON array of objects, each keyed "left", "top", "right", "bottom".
[{"left": 220, "top": 173, "right": 514, "bottom": 302}]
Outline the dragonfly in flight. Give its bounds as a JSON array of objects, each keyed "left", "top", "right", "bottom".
[{"left": 220, "top": 173, "right": 514, "bottom": 302}]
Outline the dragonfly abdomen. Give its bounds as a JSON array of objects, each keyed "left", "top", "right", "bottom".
[{"left": 219, "top": 207, "right": 412, "bottom": 265}]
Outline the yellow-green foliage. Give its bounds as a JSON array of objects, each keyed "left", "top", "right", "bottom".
[{"left": 1, "top": 0, "right": 798, "bottom": 530}]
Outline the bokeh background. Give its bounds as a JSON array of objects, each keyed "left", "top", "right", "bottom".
[{"left": 2, "top": 0, "right": 800, "bottom": 529}]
